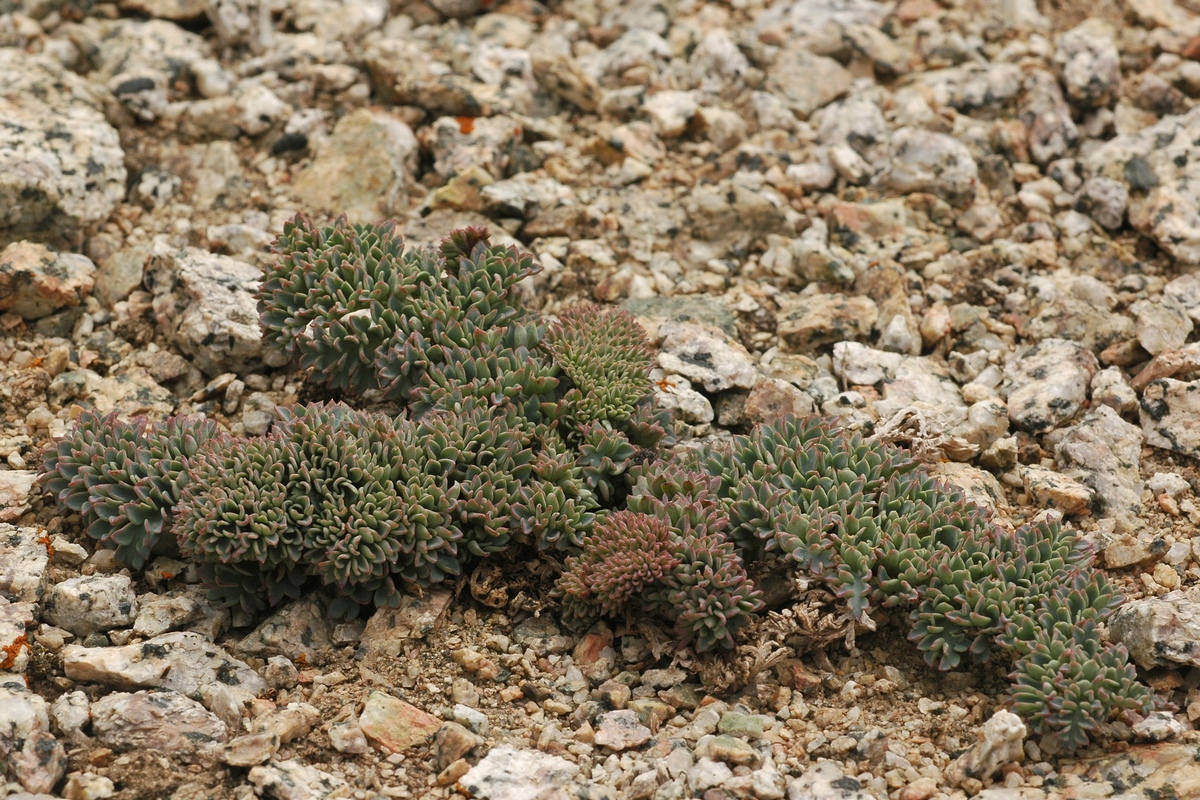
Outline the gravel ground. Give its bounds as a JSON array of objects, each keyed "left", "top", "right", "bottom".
[{"left": 6, "top": 0, "right": 1200, "bottom": 798}]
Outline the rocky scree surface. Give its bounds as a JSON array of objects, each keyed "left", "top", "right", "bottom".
[{"left": 8, "top": 0, "right": 1200, "bottom": 799}]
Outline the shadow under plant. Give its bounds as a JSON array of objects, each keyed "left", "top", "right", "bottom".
[{"left": 40, "top": 216, "right": 1151, "bottom": 753}]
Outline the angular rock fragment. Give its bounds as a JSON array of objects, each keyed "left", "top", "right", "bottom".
[
  {"left": 91, "top": 689, "right": 226, "bottom": 754},
  {"left": 0, "top": 51, "right": 126, "bottom": 240},
  {"left": 0, "top": 243, "right": 96, "bottom": 321},
  {"left": 358, "top": 691, "right": 441, "bottom": 753},
  {"left": 248, "top": 759, "right": 350, "bottom": 800},
  {"left": 1141, "top": 378, "right": 1200, "bottom": 458},
  {"left": 1004, "top": 339, "right": 1097, "bottom": 433},
  {"left": 292, "top": 108, "right": 419, "bottom": 224},
  {"left": 458, "top": 746, "right": 582, "bottom": 800},
  {"left": 63, "top": 631, "right": 265, "bottom": 704},
  {"left": 44, "top": 575, "right": 139, "bottom": 637},
  {"left": 1110, "top": 591, "right": 1200, "bottom": 670},
  {"left": 144, "top": 245, "right": 265, "bottom": 376},
  {"left": 1054, "top": 406, "right": 1144, "bottom": 532},
  {"left": 0, "top": 525, "right": 50, "bottom": 605}
]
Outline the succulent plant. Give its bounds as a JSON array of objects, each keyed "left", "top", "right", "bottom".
[
  {"left": 511, "top": 446, "right": 599, "bottom": 552},
  {"left": 557, "top": 511, "right": 680, "bottom": 617},
  {"left": 258, "top": 214, "right": 437, "bottom": 395},
  {"left": 557, "top": 508, "right": 761, "bottom": 652},
  {"left": 648, "top": 529, "right": 763, "bottom": 653},
  {"left": 44, "top": 212, "right": 1154, "bottom": 751},
  {"left": 41, "top": 410, "right": 220, "bottom": 568},
  {"left": 558, "top": 412, "right": 1150, "bottom": 747},
  {"left": 542, "top": 304, "right": 655, "bottom": 429},
  {"left": 1004, "top": 576, "right": 1150, "bottom": 749},
  {"left": 174, "top": 402, "right": 469, "bottom": 618},
  {"left": 261, "top": 215, "right": 542, "bottom": 401}
]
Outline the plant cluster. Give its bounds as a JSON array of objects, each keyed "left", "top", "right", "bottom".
[
  {"left": 556, "top": 416, "right": 1151, "bottom": 747},
  {"left": 41, "top": 411, "right": 220, "bottom": 568},
  {"left": 40, "top": 218, "right": 1151, "bottom": 751}
]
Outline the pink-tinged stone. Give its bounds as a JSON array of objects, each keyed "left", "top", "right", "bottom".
[
  {"left": 0, "top": 242, "right": 96, "bottom": 320},
  {"left": 358, "top": 691, "right": 441, "bottom": 753},
  {"left": 361, "top": 588, "right": 452, "bottom": 658},
  {"left": 594, "top": 710, "right": 652, "bottom": 751},
  {"left": 572, "top": 624, "right": 613, "bottom": 666}
]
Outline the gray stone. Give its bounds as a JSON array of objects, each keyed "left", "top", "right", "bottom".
[
  {"left": 1021, "top": 69, "right": 1079, "bottom": 166},
  {"left": 0, "top": 525, "right": 51, "bottom": 604},
  {"left": 817, "top": 93, "right": 890, "bottom": 162},
  {"left": 0, "top": 243, "right": 96, "bottom": 321},
  {"left": 0, "top": 471, "right": 36, "bottom": 523},
  {"left": 1134, "top": 297, "right": 1194, "bottom": 356},
  {"left": 653, "top": 373, "right": 714, "bottom": 425},
  {"left": 624, "top": 295, "right": 738, "bottom": 339},
  {"left": 132, "top": 587, "right": 220, "bottom": 638},
  {"left": 1054, "top": 406, "right": 1145, "bottom": 532},
  {"left": 458, "top": 747, "right": 581, "bottom": 800},
  {"left": 63, "top": 631, "right": 266, "bottom": 709},
  {"left": 1165, "top": 273, "right": 1200, "bottom": 324},
  {"left": 1133, "top": 711, "right": 1185, "bottom": 743},
  {"left": 911, "top": 63, "right": 1023, "bottom": 116},
  {"left": 219, "top": 732, "right": 280, "bottom": 767},
  {"left": 778, "top": 294, "right": 879, "bottom": 352},
  {"left": 689, "top": 757, "right": 733, "bottom": 792},
  {"left": 1092, "top": 367, "right": 1139, "bottom": 416},
  {"left": 91, "top": 689, "right": 226, "bottom": 754},
  {"left": 1111, "top": 592, "right": 1200, "bottom": 669},
  {"left": 644, "top": 91, "right": 699, "bottom": 138},
  {"left": 50, "top": 691, "right": 90, "bottom": 741},
  {"left": 1103, "top": 534, "right": 1166, "bottom": 569},
  {"left": 360, "top": 588, "right": 452, "bottom": 658},
  {"left": 1021, "top": 466, "right": 1093, "bottom": 516},
  {"left": 1149, "top": 472, "right": 1191, "bottom": 497},
  {"left": 263, "top": 656, "right": 299, "bottom": 690},
  {"left": 657, "top": 320, "right": 759, "bottom": 393},
  {"left": 453, "top": 704, "right": 489, "bottom": 736},
  {"left": 248, "top": 759, "right": 350, "bottom": 800},
  {"left": 881, "top": 128, "right": 978, "bottom": 207},
  {"left": 1023, "top": 292, "right": 1135, "bottom": 354},
  {"left": 65, "top": 19, "right": 209, "bottom": 123},
  {"left": 947, "top": 711, "right": 1026, "bottom": 786},
  {"left": 0, "top": 682, "right": 68, "bottom": 794},
  {"left": 766, "top": 46, "right": 853, "bottom": 118},
  {"left": 594, "top": 710, "right": 652, "bottom": 751},
  {"left": 44, "top": 575, "right": 138, "bottom": 637},
  {"left": 292, "top": 109, "right": 418, "bottom": 224},
  {"left": 290, "top": 0, "right": 387, "bottom": 40},
  {"left": 931, "top": 463, "right": 1009, "bottom": 518},
  {"left": 1142, "top": 378, "right": 1200, "bottom": 458},
  {"left": 250, "top": 702, "right": 321, "bottom": 744},
  {"left": 178, "top": 81, "right": 291, "bottom": 140},
  {"left": 1005, "top": 339, "right": 1098, "bottom": 433},
  {"left": 233, "top": 598, "right": 333, "bottom": 663},
  {"left": 1055, "top": 20, "right": 1121, "bottom": 108},
  {"left": 1087, "top": 106, "right": 1200, "bottom": 265},
  {"left": 1075, "top": 176, "right": 1128, "bottom": 231},
  {"left": 428, "top": 115, "right": 526, "bottom": 180},
  {"left": 144, "top": 244, "right": 265, "bottom": 376},
  {"left": 787, "top": 761, "right": 874, "bottom": 800},
  {"left": 0, "top": 50, "right": 126, "bottom": 241},
  {"left": 329, "top": 721, "right": 370, "bottom": 754}
]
